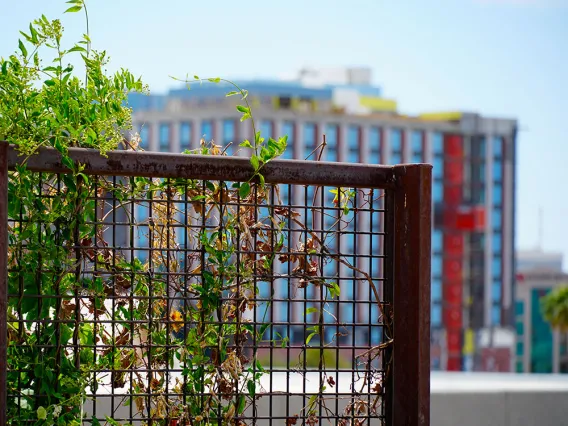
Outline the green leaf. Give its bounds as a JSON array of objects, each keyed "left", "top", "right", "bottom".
[
  {"left": 239, "top": 182, "right": 251, "bottom": 199},
  {"left": 68, "top": 46, "right": 87, "bottom": 53},
  {"left": 19, "top": 31, "right": 32, "bottom": 43},
  {"left": 260, "top": 147, "right": 272, "bottom": 163},
  {"left": 237, "top": 394, "right": 246, "bottom": 414},
  {"left": 250, "top": 155, "right": 260, "bottom": 171},
  {"left": 236, "top": 105, "right": 250, "bottom": 114},
  {"left": 193, "top": 75, "right": 199, "bottom": 79},
  {"left": 239, "top": 140, "right": 253, "bottom": 149},
  {"left": 259, "top": 323, "right": 269, "bottom": 337},
  {"left": 65, "top": 5, "right": 83, "bottom": 13},
  {"left": 278, "top": 135, "right": 288, "bottom": 152},
  {"left": 44, "top": 79, "right": 56, "bottom": 87},
  {"left": 18, "top": 39, "right": 27, "bottom": 58},
  {"left": 34, "top": 364, "right": 44, "bottom": 378},
  {"left": 92, "top": 417, "right": 101, "bottom": 426},
  {"left": 37, "top": 406, "right": 47, "bottom": 420},
  {"left": 247, "top": 379, "right": 256, "bottom": 397},
  {"left": 29, "top": 23, "right": 39, "bottom": 43},
  {"left": 207, "top": 77, "right": 221, "bottom": 83},
  {"left": 328, "top": 282, "right": 340, "bottom": 298},
  {"left": 61, "top": 155, "right": 74, "bottom": 170},
  {"left": 226, "top": 91, "right": 239, "bottom": 97},
  {"left": 305, "top": 307, "right": 318, "bottom": 315},
  {"left": 308, "top": 394, "right": 318, "bottom": 410},
  {"left": 306, "top": 332, "right": 317, "bottom": 345},
  {"left": 105, "top": 417, "right": 121, "bottom": 426}
]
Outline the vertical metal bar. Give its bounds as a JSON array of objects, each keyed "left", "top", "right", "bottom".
[
  {"left": 392, "top": 164, "right": 432, "bottom": 426},
  {"left": 382, "top": 189, "right": 395, "bottom": 424},
  {"left": 0, "top": 142, "right": 8, "bottom": 426}
]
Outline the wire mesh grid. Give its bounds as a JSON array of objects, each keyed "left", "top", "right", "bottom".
[{"left": 4, "top": 164, "right": 392, "bottom": 425}]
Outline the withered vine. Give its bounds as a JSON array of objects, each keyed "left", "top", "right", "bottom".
[{"left": 1, "top": 1, "right": 389, "bottom": 425}]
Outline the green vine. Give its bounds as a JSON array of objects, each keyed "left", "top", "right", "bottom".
[{"left": 1, "top": 2, "right": 389, "bottom": 425}]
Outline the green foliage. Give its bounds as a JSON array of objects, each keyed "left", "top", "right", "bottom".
[
  {"left": 3, "top": 2, "right": 386, "bottom": 425},
  {"left": 0, "top": 0, "right": 146, "bottom": 159},
  {"left": 541, "top": 286, "right": 568, "bottom": 331}
]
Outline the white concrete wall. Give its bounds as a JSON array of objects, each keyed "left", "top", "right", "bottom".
[{"left": 431, "top": 391, "right": 568, "bottom": 426}]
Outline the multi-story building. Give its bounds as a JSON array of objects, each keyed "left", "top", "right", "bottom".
[
  {"left": 128, "top": 67, "right": 518, "bottom": 371},
  {"left": 515, "top": 250, "right": 567, "bottom": 374}
]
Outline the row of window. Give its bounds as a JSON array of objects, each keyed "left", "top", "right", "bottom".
[
  {"left": 473, "top": 162, "right": 503, "bottom": 183},
  {"left": 138, "top": 121, "right": 437, "bottom": 165},
  {"left": 431, "top": 304, "right": 502, "bottom": 328},
  {"left": 432, "top": 231, "right": 503, "bottom": 254},
  {"left": 431, "top": 279, "right": 502, "bottom": 303},
  {"left": 474, "top": 136, "right": 504, "bottom": 159},
  {"left": 432, "top": 183, "right": 504, "bottom": 206},
  {"left": 431, "top": 254, "right": 502, "bottom": 278},
  {"left": 142, "top": 122, "right": 505, "bottom": 164}
]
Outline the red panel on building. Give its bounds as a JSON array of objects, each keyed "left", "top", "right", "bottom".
[
  {"left": 444, "top": 135, "right": 464, "bottom": 158},
  {"left": 447, "top": 330, "right": 461, "bottom": 349},
  {"left": 443, "top": 186, "right": 462, "bottom": 205},
  {"left": 455, "top": 211, "right": 475, "bottom": 230},
  {"left": 442, "top": 133, "right": 465, "bottom": 371},
  {"left": 455, "top": 206, "right": 486, "bottom": 231},
  {"left": 444, "top": 306, "right": 463, "bottom": 329},
  {"left": 442, "top": 209, "right": 457, "bottom": 227},
  {"left": 444, "top": 234, "right": 463, "bottom": 252},
  {"left": 444, "top": 161, "right": 464, "bottom": 184},
  {"left": 443, "top": 259, "right": 462, "bottom": 279},
  {"left": 444, "top": 283, "right": 462, "bottom": 306},
  {"left": 473, "top": 206, "right": 486, "bottom": 229}
]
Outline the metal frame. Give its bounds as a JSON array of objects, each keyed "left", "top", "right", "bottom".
[
  {"left": 0, "top": 143, "right": 431, "bottom": 426},
  {"left": 0, "top": 143, "right": 8, "bottom": 426}
]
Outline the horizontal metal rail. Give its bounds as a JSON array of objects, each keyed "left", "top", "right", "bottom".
[{"left": 5, "top": 144, "right": 401, "bottom": 189}]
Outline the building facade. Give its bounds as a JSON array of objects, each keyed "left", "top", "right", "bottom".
[
  {"left": 515, "top": 270, "right": 568, "bottom": 374},
  {"left": 515, "top": 250, "right": 567, "bottom": 374},
  {"left": 128, "top": 68, "right": 517, "bottom": 371}
]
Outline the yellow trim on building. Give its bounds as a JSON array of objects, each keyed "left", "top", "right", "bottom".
[
  {"left": 272, "top": 96, "right": 280, "bottom": 110},
  {"left": 359, "top": 96, "right": 397, "bottom": 112},
  {"left": 463, "top": 328, "right": 475, "bottom": 356},
  {"left": 291, "top": 98, "right": 300, "bottom": 110},
  {"left": 419, "top": 112, "right": 463, "bottom": 121}
]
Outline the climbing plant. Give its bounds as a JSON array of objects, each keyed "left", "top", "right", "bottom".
[{"left": 1, "top": 1, "right": 388, "bottom": 425}]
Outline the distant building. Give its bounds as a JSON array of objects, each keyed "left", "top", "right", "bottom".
[
  {"left": 515, "top": 250, "right": 567, "bottom": 373},
  {"left": 128, "top": 67, "right": 518, "bottom": 371},
  {"left": 517, "top": 249, "right": 563, "bottom": 273}
]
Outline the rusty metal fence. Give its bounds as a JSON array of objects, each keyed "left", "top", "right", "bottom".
[{"left": 0, "top": 142, "right": 431, "bottom": 426}]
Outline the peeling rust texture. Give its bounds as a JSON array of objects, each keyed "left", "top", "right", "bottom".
[
  {"left": 0, "top": 142, "right": 8, "bottom": 426},
  {"left": 6, "top": 145, "right": 398, "bottom": 189}
]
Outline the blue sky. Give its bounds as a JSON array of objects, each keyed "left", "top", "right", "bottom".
[{"left": 2, "top": 0, "right": 567, "bottom": 263}]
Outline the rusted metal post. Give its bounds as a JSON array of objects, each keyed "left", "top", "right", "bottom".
[
  {"left": 0, "top": 141, "right": 8, "bottom": 426},
  {"left": 392, "top": 164, "right": 432, "bottom": 426}
]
